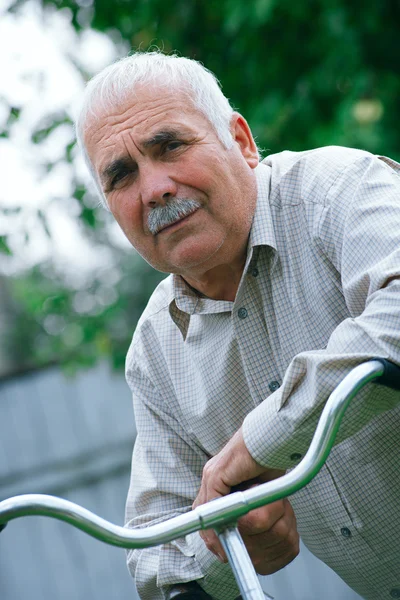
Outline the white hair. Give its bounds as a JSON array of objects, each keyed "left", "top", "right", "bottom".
[{"left": 75, "top": 51, "right": 236, "bottom": 208}]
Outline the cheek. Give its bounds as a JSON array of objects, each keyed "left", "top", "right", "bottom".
[{"left": 110, "top": 192, "right": 142, "bottom": 234}]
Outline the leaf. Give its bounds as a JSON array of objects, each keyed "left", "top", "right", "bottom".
[
  {"left": 7, "top": 106, "right": 21, "bottom": 124},
  {"left": 80, "top": 207, "right": 97, "bottom": 228},
  {"left": 0, "top": 236, "right": 12, "bottom": 255},
  {"left": 73, "top": 185, "right": 86, "bottom": 203},
  {"left": 31, "top": 114, "right": 73, "bottom": 144}
]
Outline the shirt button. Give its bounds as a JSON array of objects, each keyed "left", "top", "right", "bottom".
[
  {"left": 238, "top": 307, "right": 248, "bottom": 319},
  {"left": 340, "top": 527, "right": 352, "bottom": 538},
  {"left": 251, "top": 267, "right": 259, "bottom": 277},
  {"left": 290, "top": 453, "right": 302, "bottom": 462},
  {"left": 268, "top": 380, "right": 280, "bottom": 392},
  {"left": 390, "top": 589, "right": 400, "bottom": 599}
]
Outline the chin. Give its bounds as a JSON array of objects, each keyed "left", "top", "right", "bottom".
[
  {"left": 140, "top": 231, "right": 228, "bottom": 274},
  {"left": 156, "top": 249, "right": 222, "bottom": 275}
]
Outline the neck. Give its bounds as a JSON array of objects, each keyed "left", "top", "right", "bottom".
[{"left": 182, "top": 254, "right": 247, "bottom": 301}]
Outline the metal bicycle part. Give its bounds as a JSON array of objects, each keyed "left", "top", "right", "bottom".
[
  {"left": 218, "top": 527, "right": 274, "bottom": 600},
  {"left": 0, "top": 359, "right": 399, "bottom": 600}
]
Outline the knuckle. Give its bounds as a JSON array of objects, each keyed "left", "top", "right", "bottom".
[
  {"left": 271, "top": 518, "right": 289, "bottom": 540},
  {"left": 202, "top": 460, "right": 218, "bottom": 483},
  {"left": 246, "top": 510, "right": 263, "bottom": 528},
  {"left": 202, "top": 461, "right": 212, "bottom": 477},
  {"left": 242, "top": 506, "right": 271, "bottom": 531}
]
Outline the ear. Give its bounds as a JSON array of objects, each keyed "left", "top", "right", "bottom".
[{"left": 230, "top": 112, "right": 259, "bottom": 169}]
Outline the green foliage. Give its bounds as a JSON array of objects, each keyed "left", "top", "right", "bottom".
[
  {"left": 31, "top": 114, "right": 73, "bottom": 145},
  {"left": 27, "top": 0, "right": 399, "bottom": 162},
  {"left": 6, "top": 257, "right": 165, "bottom": 374},
  {"left": 0, "top": 236, "right": 13, "bottom": 255},
  {"left": 3, "top": 0, "right": 400, "bottom": 373}
]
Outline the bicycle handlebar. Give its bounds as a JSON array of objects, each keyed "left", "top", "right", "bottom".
[
  {"left": 374, "top": 357, "right": 400, "bottom": 390},
  {"left": 0, "top": 359, "right": 399, "bottom": 599}
]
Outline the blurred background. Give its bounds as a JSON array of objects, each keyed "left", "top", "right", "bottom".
[{"left": 0, "top": 0, "right": 398, "bottom": 598}]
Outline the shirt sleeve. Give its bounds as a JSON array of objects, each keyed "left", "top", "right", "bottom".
[
  {"left": 243, "top": 153, "right": 400, "bottom": 470},
  {"left": 125, "top": 364, "right": 240, "bottom": 600}
]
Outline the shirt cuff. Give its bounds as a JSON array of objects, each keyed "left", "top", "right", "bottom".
[{"left": 242, "top": 395, "right": 314, "bottom": 470}]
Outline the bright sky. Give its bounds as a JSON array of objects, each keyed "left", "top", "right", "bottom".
[{"left": 0, "top": 0, "right": 129, "bottom": 277}]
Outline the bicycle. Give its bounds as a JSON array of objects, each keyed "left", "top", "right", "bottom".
[{"left": 1, "top": 359, "right": 399, "bottom": 599}]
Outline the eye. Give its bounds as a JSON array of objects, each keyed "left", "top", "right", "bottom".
[
  {"left": 111, "top": 169, "right": 129, "bottom": 186},
  {"left": 109, "top": 166, "right": 137, "bottom": 191},
  {"left": 163, "top": 140, "right": 184, "bottom": 153}
]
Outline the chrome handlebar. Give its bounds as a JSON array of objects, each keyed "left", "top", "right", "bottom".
[{"left": 0, "top": 359, "right": 399, "bottom": 599}]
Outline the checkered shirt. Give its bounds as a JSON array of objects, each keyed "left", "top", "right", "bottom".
[{"left": 125, "top": 146, "right": 400, "bottom": 600}]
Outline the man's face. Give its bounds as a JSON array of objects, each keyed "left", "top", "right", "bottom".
[{"left": 85, "top": 86, "right": 259, "bottom": 277}]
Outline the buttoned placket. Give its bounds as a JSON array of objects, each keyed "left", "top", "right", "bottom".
[{"left": 232, "top": 252, "right": 281, "bottom": 407}]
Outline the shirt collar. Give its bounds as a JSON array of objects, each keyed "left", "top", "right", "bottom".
[{"left": 249, "top": 161, "right": 277, "bottom": 251}]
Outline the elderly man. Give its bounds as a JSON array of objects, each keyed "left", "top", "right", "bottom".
[{"left": 77, "top": 52, "right": 400, "bottom": 600}]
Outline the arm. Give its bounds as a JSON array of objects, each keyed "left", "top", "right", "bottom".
[
  {"left": 244, "top": 153, "right": 400, "bottom": 469},
  {"left": 195, "top": 154, "right": 400, "bottom": 505},
  {"left": 125, "top": 364, "right": 241, "bottom": 600}
]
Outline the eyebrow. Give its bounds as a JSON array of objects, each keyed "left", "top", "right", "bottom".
[{"left": 143, "top": 129, "right": 187, "bottom": 148}]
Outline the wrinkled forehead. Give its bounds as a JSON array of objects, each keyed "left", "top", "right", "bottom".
[
  {"left": 83, "top": 80, "right": 201, "bottom": 138},
  {"left": 82, "top": 82, "right": 216, "bottom": 180}
]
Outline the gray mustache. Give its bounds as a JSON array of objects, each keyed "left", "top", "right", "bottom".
[{"left": 148, "top": 198, "right": 201, "bottom": 234}]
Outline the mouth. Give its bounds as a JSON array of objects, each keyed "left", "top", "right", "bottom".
[{"left": 155, "top": 208, "right": 200, "bottom": 235}]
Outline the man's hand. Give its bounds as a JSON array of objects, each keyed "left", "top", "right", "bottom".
[
  {"left": 192, "top": 427, "right": 299, "bottom": 574},
  {"left": 193, "top": 427, "right": 279, "bottom": 503}
]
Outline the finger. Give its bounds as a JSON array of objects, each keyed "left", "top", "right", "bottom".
[
  {"left": 241, "top": 508, "right": 298, "bottom": 554},
  {"left": 242, "top": 499, "right": 297, "bottom": 545},
  {"left": 252, "top": 540, "right": 299, "bottom": 576},
  {"left": 193, "top": 486, "right": 225, "bottom": 508},
  {"left": 268, "top": 500, "right": 297, "bottom": 540},
  {"left": 239, "top": 498, "right": 297, "bottom": 569},
  {"left": 192, "top": 487, "right": 206, "bottom": 509},
  {"left": 242, "top": 517, "right": 299, "bottom": 575},
  {"left": 255, "top": 522, "right": 300, "bottom": 576},
  {"left": 193, "top": 460, "right": 232, "bottom": 509},
  {"left": 238, "top": 499, "right": 286, "bottom": 535},
  {"left": 199, "top": 529, "right": 228, "bottom": 563},
  {"left": 253, "top": 468, "right": 286, "bottom": 483}
]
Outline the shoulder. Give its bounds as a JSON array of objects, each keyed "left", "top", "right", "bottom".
[
  {"left": 262, "top": 145, "right": 374, "bottom": 179},
  {"left": 135, "top": 275, "right": 173, "bottom": 328},
  {"left": 262, "top": 146, "right": 375, "bottom": 207},
  {"left": 126, "top": 275, "right": 175, "bottom": 372}
]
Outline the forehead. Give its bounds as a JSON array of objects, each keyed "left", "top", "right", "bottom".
[{"left": 84, "top": 85, "right": 212, "bottom": 166}]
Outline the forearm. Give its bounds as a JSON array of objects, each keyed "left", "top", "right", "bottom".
[{"left": 244, "top": 281, "right": 400, "bottom": 470}]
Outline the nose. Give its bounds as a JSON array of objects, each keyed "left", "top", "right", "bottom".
[{"left": 140, "top": 164, "right": 178, "bottom": 207}]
